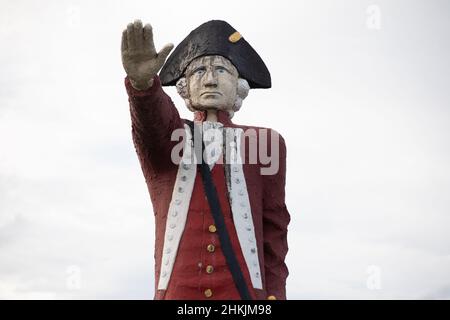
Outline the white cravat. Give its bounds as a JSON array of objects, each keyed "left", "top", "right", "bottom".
[{"left": 202, "top": 121, "right": 224, "bottom": 170}]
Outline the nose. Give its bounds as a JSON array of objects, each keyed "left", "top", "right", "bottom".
[{"left": 203, "top": 69, "right": 218, "bottom": 87}]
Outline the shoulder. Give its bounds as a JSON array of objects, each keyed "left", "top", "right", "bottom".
[{"left": 232, "top": 123, "right": 287, "bottom": 149}]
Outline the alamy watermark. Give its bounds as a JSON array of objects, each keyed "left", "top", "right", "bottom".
[
  {"left": 66, "top": 265, "right": 82, "bottom": 290},
  {"left": 170, "top": 123, "right": 281, "bottom": 176},
  {"left": 366, "top": 265, "right": 382, "bottom": 290},
  {"left": 366, "top": 4, "right": 382, "bottom": 30}
]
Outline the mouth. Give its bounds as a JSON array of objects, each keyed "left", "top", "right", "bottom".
[{"left": 201, "top": 91, "right": 222, "bottom": 96}]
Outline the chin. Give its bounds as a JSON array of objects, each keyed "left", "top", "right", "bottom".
[{"left": 193, "top": 104, "right": 223, "bottom": 111}]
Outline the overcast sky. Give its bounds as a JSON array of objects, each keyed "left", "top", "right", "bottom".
[{"left": 1, "top": 0, "right": 450, "bottom": 299}]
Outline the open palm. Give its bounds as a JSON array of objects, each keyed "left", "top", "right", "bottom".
[{"left": 121, "top": 20, "right": 173, "bottom": 90}]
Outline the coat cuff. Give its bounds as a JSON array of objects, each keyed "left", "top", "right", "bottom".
[{"left": 124, "top": 75, "right": 161, "bottom": 98}]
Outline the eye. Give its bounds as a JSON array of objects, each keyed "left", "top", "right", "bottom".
[
  {"left": 216, "top": 66, "right": 227, "bottom": 73},
  {"left": 193, "top": 67, "right": 206, "bottom": 75}
]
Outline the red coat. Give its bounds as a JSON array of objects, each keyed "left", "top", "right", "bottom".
[{"left": 125, "top": 76, "right": 290, "bottom": 300}]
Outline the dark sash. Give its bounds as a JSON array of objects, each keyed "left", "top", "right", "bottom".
[{"left": 185, "top": 120, "right": 252, "bottom": 300}]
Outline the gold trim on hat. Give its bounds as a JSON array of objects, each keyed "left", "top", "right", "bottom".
[{"left": 229, "top": 31, "right": 242, "bottom": 43}]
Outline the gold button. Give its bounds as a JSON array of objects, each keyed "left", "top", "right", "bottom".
[
  {"left": 206, "top": 265, "right": 214, "bottom": 274},
  {"left": 204, "top": 288, "right": 213, "bottom": 298},
  {"left": 267, "top": 295, "right": 277, "bottom": 300},
  {"left": 207, "top": 244, "right": 215, "bottom": 252},
  {"left": 208, "top": 225, "right": 217, "bottom": 233}
]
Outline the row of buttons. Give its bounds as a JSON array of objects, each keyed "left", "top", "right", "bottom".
[{"left": 203, "top": 223, "right": 217, "bottom": 298}]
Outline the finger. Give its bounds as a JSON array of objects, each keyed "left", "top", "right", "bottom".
[
  {"left": 157, "top": 43, "right": 174, "bottom": 64},
  {"left": 121, "top": 29, "right": 128, "bottom": 52},
  {"left": 133, "top": 19, "right": 143, "bottom": 50},
  {"left": 143, "top": 23, "right": 156, "bottom": 55},
  {"left": 126, "top": 22, "right": 135, "bottom": 50}
]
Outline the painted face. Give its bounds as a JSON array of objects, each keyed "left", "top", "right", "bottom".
[{"left": 186, "top": 55, "right": 239, "bottom": 112}]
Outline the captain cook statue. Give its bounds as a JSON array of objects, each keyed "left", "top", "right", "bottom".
[{"left": 121, "top": 19, "right": 290, "bottom": 300}]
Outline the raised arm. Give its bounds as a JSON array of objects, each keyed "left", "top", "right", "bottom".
[{"left": 122, "top": 20, "right": 183, "bottom": 172}]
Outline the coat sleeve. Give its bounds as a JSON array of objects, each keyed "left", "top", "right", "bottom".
[
  {"left": 125, "top": 75, "right": 184, "bottom": 174},
  {"left": 262, "top": 131, "right": 290, "bottom": 300}
]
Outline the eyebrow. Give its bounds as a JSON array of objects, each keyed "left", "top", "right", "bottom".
[
  {"left": 186, "top": 59, "right": 237, "bottom": 76},
  {"left": 212, "top": 64, "right": 230, "bottom": 68},
  {"left": 187, "top": 64, "right": 232, "bottom": 74}
]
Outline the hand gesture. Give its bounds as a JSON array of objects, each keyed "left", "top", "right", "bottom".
[{"left": 121, "top": 20, "right": 174, "bottom": 90}]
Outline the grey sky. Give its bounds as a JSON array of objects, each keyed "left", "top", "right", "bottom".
[{"left": 1, "top": 0, "right": 450, "bottom": 299}]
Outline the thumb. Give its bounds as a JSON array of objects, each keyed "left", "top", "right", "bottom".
[{"left": 157, "top": 43, "right": 174, "bottom": 65}]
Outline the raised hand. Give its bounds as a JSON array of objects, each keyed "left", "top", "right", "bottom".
[{"left": 121, "top": 20, "right": 174, "bottom": 90}]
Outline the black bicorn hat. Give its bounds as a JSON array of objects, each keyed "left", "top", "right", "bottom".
[{"left": 159, "top": 20, "right": 271, "bottom": 89}]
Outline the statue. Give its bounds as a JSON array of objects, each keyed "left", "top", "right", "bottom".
[{"left": 121, "top": 19, "right": 290, "bottom": 300}]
